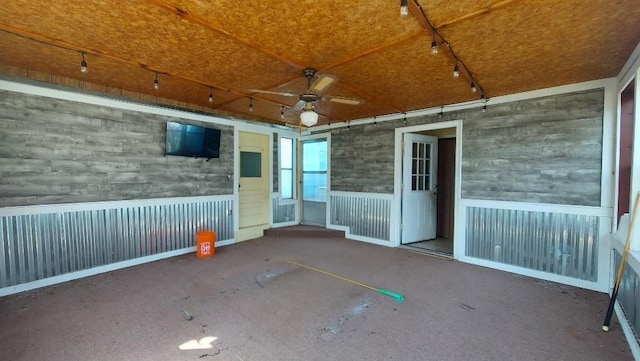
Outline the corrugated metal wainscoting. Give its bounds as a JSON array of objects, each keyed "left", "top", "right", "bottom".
[
  {"left": 329, "top": 192, "right": 393, "bottom": 242},
  {"left": 615, "top": 252, "right": 640, "bottom": 344},
  {"left": 0, "top": 196, "right": 233, "bottom": 289},
  {"left": 272, "top": 195, "right": 295, "bottom": 224},
  {"left": 465, "top": 205, "right": 600, "bottom": 281}
]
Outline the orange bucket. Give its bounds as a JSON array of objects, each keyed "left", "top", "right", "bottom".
[{"left": 196, "top": 231, "right": 216, "bottom": 258}]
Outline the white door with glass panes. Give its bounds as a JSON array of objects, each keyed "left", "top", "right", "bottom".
[
  {"left": 401, "top": 133, "right": 438, "bottom": 244},
  {"left": 301, "top": 138, "right": 328, "bottom": 226}
]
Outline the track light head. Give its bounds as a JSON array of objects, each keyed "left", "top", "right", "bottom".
[
  {"left": 453, "top": 64, "right": 460, "bottom": 78},
  {"left": 208, "top": 88, "right": 214, "bottom": 103},
  {"left": 470, "top": 82, "right": 477, "bottom": 93},
  {"left": 431, "top": 40, "right": 438, "bottom": 55},
  {"left": 80, "top": 53, "right": 87, "bottom": 74},
  {"left": 400, "top": 0, "right": 408, "bottom": 17},
  {"left": 249, "top": 98, "right": 254, "bottom": 112},
  {"left": 153, "top": 73, "right": 159, "bottom": 90}
]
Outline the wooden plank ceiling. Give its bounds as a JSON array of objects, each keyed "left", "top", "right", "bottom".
[{"left": 0, "top": 0, "right": 639, "bottom": 127}]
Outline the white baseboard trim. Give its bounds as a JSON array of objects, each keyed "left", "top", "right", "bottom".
[
  {"left": 615, "top": 303, "right": 640, "bottom": 360},
  {"left": 327, "top": 224, "right": 393, "bottom": 247},
  {"left": 271, "top": 221, "right": 299, "bottom": 228},
  {"left": 459, "top": 255, "right": 605, "bottom": 292}
]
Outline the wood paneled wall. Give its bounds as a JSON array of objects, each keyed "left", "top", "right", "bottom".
[
  {"left": 0, "top": 90, "right": 234, "bottom": 207},
  {"left": 329, "top": 88, "right": 604, "bottom": 207}
]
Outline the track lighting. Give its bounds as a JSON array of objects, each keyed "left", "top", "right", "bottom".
[
  {"left": 208, "top": 88, "right": 213, "bottom": 103},
  {"left": 400, "top": 0, "right": 408, "bottom": 17},
  {"left": 280, "top": 106, "right": 285, "bottom": 120},
  {"left": 431, "top": 40, "right": 438, "bottom": 55},
  {"left": 453, "top": 64, "right": 460, "bottom": 78},
  {"left": 249, "top": 98, "right": 253, "bottom": 112},
  {"left": 153, "top": 73, "right": 159, "bottom": 90},
  {"left": 80, "top": 53, "right": 87, "bottom": 74},
  {"left": 470, "top": 82, "right": 477, "bottom": 93}
]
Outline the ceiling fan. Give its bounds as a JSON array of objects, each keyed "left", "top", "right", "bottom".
[{"left": 249, "top": 68, "right": 364, "bottom": 126}]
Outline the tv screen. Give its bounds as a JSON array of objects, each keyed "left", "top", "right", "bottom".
[{"left": 165, "top": 121, "right": 221, "bottom": 160}]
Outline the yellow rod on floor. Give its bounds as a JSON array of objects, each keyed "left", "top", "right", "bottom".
[{"left": 287, "top": 260, "right": 404, "bottom": 303}]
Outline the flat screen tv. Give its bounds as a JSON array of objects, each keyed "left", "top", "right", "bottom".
[{"left": 165, "top": 121, "right": 221, "bottom": 160}]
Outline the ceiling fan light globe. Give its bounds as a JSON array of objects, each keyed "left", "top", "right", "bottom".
[{"left": 300, "top": 110, "right": 319, "bottom": 127}]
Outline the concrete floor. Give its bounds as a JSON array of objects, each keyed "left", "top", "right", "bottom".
[
  {"left": 0, "top": 235, "right": 632, "bottom": 361},
  {"left": 405, "top": 236, "right": 454, "bottom": 255}
]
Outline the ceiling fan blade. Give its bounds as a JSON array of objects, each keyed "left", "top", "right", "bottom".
[
  {"left": 322, "top": 95, "right": 364, "bottom": 105},
  {"left": 247, "top": 89, "right": 298, "bottom": 97},
  {"left": 291, "top": 99, "right": 306, "bottom": 111},
  {"left": 309, "top": 74, "right": 337, "bottom": 94}
]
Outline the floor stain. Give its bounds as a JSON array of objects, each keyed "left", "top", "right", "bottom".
[
  {"left": 459, "top": 303, "right": 476, "bottom": 311},
  {"left": 319, "top": 300, "right": 371, "bottom": 341}
]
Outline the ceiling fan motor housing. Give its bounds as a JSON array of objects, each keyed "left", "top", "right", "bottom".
[
  {"left": 303, "top": 68, "right": 317, "bottom": 80},
  {"left": 300, "top": 93, "right": 319, "bottom": 103}
]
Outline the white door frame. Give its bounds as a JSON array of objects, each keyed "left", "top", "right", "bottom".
[
  {"left": 393, "top": 120, "right": 463, "bottom": 258},
  {"left": 299, "top": 132, "right": 331, "bottom": 227}
]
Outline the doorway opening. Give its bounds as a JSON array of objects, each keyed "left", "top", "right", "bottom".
[
  {"left": 397, "top": 122, "right": 460, "bottom": 257},
  {"left": 300, "top": 137, "right": 328, "bottom": 226}
]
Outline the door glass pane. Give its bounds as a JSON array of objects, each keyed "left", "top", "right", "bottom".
[
  {"left": 240, "top": 151, "right": 261, "bottom": 177},
  {"left": 303, "top": 173, "right": 327, "bottom": 201},
  {"left": 281, "top": 169, "right": 293, "bottom": 199},
  {"left": 302, "top": 139, "right": 328, "bottom": 202}
]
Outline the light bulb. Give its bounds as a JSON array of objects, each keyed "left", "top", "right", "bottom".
[
  {"left": 153, "top": 73, "right": 159, "bottom": 90},
  {"left": 400, "top": 0, "right": 408, "bottom": 17},
  {"left": 80, "top": 54, "right": 87, "bottom": 74},
  {"left": 453, "top": 64, "right": 460, "bottom": 78},
  {"left": 280, "top": 106, "right": 285, "bottom": 119},
  {"left": 249, "top": 98, "right": 253, "bottom": 112},
  {"left": 208, "top": 89, "right": 213, "bottom": 103},
  {"left": 300, "top": 109, "right": 318, "bottom": 127},
  {"left": 471, "top": 82, "right": 477, "bottom": 93},
  {"left": 431, "top": 40, "right": 438, "bottom": 55}
]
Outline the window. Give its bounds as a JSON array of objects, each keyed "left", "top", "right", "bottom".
[
  {"left": 280, "top": 137, "right": 294, "bottom": 199},
  {"left": 240, "top": 151, "right": 262, "bottom": 177}
]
